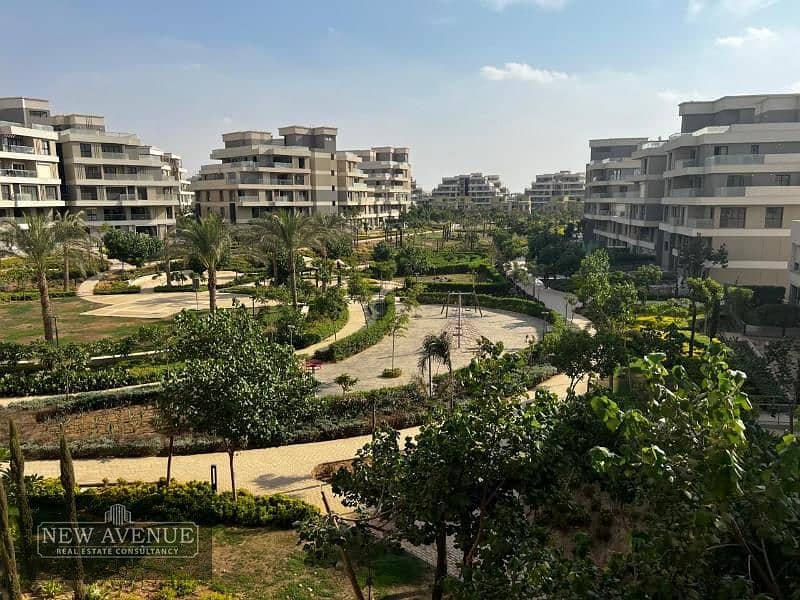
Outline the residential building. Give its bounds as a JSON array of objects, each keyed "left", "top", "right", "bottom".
[
  {"left": 430, "top": 172, "right": 509, "bottom": 210},
  {"left": 0, "top": 98, "right": 62, "bottom": 222},
  {"left": 351, "top": 146, "right": 412, "bottom": 223},
  {"left": 410, "top": 178, "right": 430, "bottom": 206},
  {"left": 788, "top": 220, "right": 800, "bottom": 303},
  {"left": 524, "top": 170, "right": 585, "bottom": 210},
  {"left": 583, "top": 137, "right": 650, "bottom": 253},
  {"left": 193, "top": 127, "right": 341, "bottom": 224},
  {"left": 659, "top": 94, "right": 800, "bottom": 286},
  {"left": 51, "top": 113, "right": 181, "bottom": 237},
  {"left": 336, "top": 151, "right": 378, "bottom": 228},
  {"left": 506, "top": 193, "right": 532, "bottom": 214}
]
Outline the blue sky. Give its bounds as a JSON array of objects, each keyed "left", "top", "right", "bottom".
[{"left": 3, "top": 0, "right": 799, "bottom": 191}]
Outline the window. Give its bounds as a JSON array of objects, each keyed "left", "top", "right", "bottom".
[
  {"left": 80, "top": 143, "right": 92, "bottom": 158},
  {"left": 776, "top": 174, "right": 791, "bottom": 186},
  {"left": 40, "top": 141, "right": 50, "bottom": 155},
  {"left": 751, "top": 144, "right": 760, "bottom": 154},
  {"left": 80, "top": 186, "right": 98, "bottom": 200},
  {"left": 85, "top": 209, "right": 97, "bottom": 221},
  {"left": 44, "top": 186, "right": 57, "bottom": 201},
  {"left": 330, "top": 170, "right": 335, "bottom": 176},
  {"left": 726, "top": 175, "right": 752, "bottom": 187},
  {"left": 130, "top": 207, "right": 150, "bottom": 220},
  {"left": 765, "top": 207, "right": 783, "bottom": 228},
  {"left": 719, "top": 207, "right": 746, "bottom": 228},
  {"left": 714, "top": 145, "right": 729, "bottom": 156},
  {"left": 85, "top": 166, "right": 101, "bottom": 179},
  {"left": 331, "top": 185, "right": 336, "bottom": 191},
  {"left": 137, "top": 187, "right": 148, "bottom": 200},
  {"left": 166, "top": 206, "right": 173, "bottom": 218},
  {"left": 103, "top": 207, "right": 126, "bottom": 221}
]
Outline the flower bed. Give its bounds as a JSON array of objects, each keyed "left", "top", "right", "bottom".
[{"left": 93, "top": 281, "right": 141, "bottom": 295}]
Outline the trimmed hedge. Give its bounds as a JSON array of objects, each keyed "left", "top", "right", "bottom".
[
  {"left": 314, "top": 295, "right": 396, "bottom": 362},
  {"left": 94, "top": 281, "right": 141, "bottom": 295},
  {"left": 0, "top": 290, "right": 76, "bottom": 302},
  {"left": 28, "top": 479, "right": 317, "bottom": 527},
  {"left": 418, "top": 292, "right": 563, "bottom": 326},
  {"left": 424, "top": 281, "right": 511, "bottom": 295},
  {"left": 153, "top": 284, "right": 208, "bottom": 293}
]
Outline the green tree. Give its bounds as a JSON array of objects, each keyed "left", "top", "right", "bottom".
[
  {"left": 1, "top": 213, "right": 59, "bottom": 341},
  {"left": 54, "top": 210, "right": 90, "bottom": 292},
  {"left": 251, "top": 211, "right": 321, "bottom": 309},
  {"left": 687, "top": 276, "right": 723, "bottom": 354},
  {"left": 574, "top": 249, "right": 637, "bottom": 334},
  {"left": 60, "top": 432, "right": 86, "bottom": 600},
  {"left": 418, "top": 332, "right": 453, "bottom": 400},
  {"left": 631, "top": 263, "right": 662, "bottom": 304},
  {"left": 371, "top": 240, "right": 393, "bottom": 262},
  {"left": 334, "top": 373, "right": 359, "bottom": 399},
  {"left": 164, "top": 307, "right": 316, "bottom": 500},
  {"left": 388, "top": 308, "right": 410, "bottom": 372},
  {"left": 176, "top": 214, "right": 230, "bottom": 312},
  {"left": 679, "top": 234, "right": 728, "bottom": 277},
  {"left": 8, "top": 420, "right": 35, "bottom": 580},
  {"left": 102, "top": 228, "right": 163, "bottom": 268}
]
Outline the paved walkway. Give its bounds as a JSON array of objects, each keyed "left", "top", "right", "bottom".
[
  {"left": 313, "top": 303, "right": 544, "bottom": 396},
  {"left": 76, "top": 270, "right": 254, "bottom": 318},
  {"left": 297, "top": 301, "right": 367, "bottom": 357}
]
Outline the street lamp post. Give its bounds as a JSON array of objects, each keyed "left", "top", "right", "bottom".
[
  {"left": 49, "top": 315, "right": 60, "bottom": 346},
  {"left": 251, "top": 296, "right": 256, "bottom": 317},
  {"left": 288, "top": 325, "right": 295, "bottom": 348}
]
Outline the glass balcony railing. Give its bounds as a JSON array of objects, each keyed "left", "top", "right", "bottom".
[
  {"left": 0, "top": 168, "right": 37, "bottom": 178},
  {"left": 706, "top": 154, "right": 765, "bottom": 166},
  {"left": 1, "top": 144, "right": 35, "bottom": 154}
]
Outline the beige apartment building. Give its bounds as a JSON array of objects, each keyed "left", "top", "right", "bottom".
[
  {"left": 788, "top": 220, "right": 800, "bottom": 303},
  {"left": 430, "top": 172, "right": 509, "bottom": 211},
  {"left": 584, "top": 93, "right": 800, "bottom": 288},
  {"left": 524, "top": 170, "right": 585, "bottom": 211},
  {"left": 351, "top": 147, "right": 411, "bottom": 223},
  {"left": 193, "top": 130, "right": 411, "bottom": 226},
  {"left": 51, "top": 113, "right": 180, "bottom": 238},
  {"left": 0, "top": 98, "right": 63, "bottom": 222},
  {"left": 193, "top": 127, "right": 339, "bottom": 224}
]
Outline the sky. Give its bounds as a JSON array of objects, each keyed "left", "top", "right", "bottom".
[{"left": 3, "top": 0, "right": 800, "bottom": 192}]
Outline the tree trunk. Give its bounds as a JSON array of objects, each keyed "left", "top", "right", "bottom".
[
  {"left": 208, "top": 267, "right": 217, "bottom": 313},
  {"left": 228, "top": 446, "right": 237, "bottom": 502},
  {"left": 38, "top": 269, "right": 54, "bottom": 342},
  {"left": 428, "top": 357, "right": 433, "bottom": 397},
  {"left": 9, "top": 420, "right": 35, "bottom": 581},
  {"left": 432, "top": 523, "right": 448, "bottom": 600},
  {"left": 166, "top": 434, "right": 174, "bottom": 485},
  {"left": 63, "top": 250, "right": 70, "bottom": 292},
  {"left": 391, "top": 333, "right": 396, "bottom": 371},
  {"left": 321, "top": 492, "right": 365, "bottom": 600},
  {"left": 689, "top": 303, "right": 697, "bottom": 356},
  {"left": 272, "top": 254, "right": 278, "bottom": 285},
  {"left": 289, "top": 250, "right": 298, "bottom": 309},
  {"left": 165, "top": 256, "right": 172, "bottom": 288}
]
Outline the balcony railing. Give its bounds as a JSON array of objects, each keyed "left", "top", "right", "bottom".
[
  {"left": 1, "top": 144, "right": 35, "bottom": 154},
  {"left": 103, "top": 213, "right": 127, "bottom": 221},
  {"left": 670, "top": 188, "right": 699, "bottom": 197},
  {"left": 715, "top": 186, "right": 746, "bottom": 197},
  {"left": 105, "top": 194, "right": 138, "bottom": 202},
  {"left": 686, "top": 218, "right": 714, "bottom": 228},
  {"left": 0, "top": 168, "right": 37, "bottom": 178},
  {"left": 706, "top": 154, "right": 765, "bottom": 166},
  {"left": 14, "top": 193, "right": 36, "bottom": 202},
  {"left": 674, "top": 158, "right": 699, "bottom": 169},
  {"left": 103, "top": 173, "right": 164, "bottom": 181}
]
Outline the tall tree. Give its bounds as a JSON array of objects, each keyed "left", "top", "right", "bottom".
[
  {"left": 0, "top": 476, "right": 21, "bottom": 600},
  {"left": 176, "top": 214, "right": 230, "bottom": 312},
  {"left": 249, "top": 212, "right": 321, "bottom": 309},
  {"left": 54, "top": 210, "right": 90, "bottom": 292},
  {"left": 102, "top": 228, "right": 163, "bottom": 268},
  {"left": 60, "top": 432, "right": 86, "bottom": 600},
  {"left": 1, "top": 214, "right": 59, "bottom": 341},
  {"left": 388, "top": 308, "right": 410, "bottom": 373},
  {"left": 9, "top": 420, "right": 35, "bottom": 580},
  {"left": 418, "top": 332, "right": 453, "bottom": 401},
  {"left": 687, "top": 277, "right": 723, "bottom": 355}
]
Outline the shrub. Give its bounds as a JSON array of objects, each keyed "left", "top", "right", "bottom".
[
  {"left": 746, "top": 303, "right": 800, "bottom": 327},
  {"left": 0, "top": 290, "right": 76, "bottom": 302},
  {"left": 382, "top": 368, "right": 402, "bottom": 378},
  {"left": 27, "top": 479, "right": 318, "bottom": 527},
  {"left": 747, "top": 286, "right": 786, "bottom": 306},
  {"left": 315, "top": 295, "right": 396, "bottom": 361},
  {"left": 93, "top": 281, "right": 141, "bottom": 295},
  {"left": 153, "top": 284, "right": 208, "bottom": 293}
]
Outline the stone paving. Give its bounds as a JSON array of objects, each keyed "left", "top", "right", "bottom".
[{"left": 313, "top": 302, "right": 544, "bottom": 396}]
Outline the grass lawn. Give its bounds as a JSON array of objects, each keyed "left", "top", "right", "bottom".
[
  {"left": 207, "top": 527, "right": 431, "bottom": 600},
  {"left": 0, "top": 297, "right": 172, "bottom": 344}
]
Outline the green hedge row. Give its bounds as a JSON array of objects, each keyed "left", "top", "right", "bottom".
[
  {"left": 424, "top": 281, "right": 511, "bottom": 295},
  {"left": 28, "top": 479, "right": 317, "bottom": 527},
  {"left": 314, "top": 295, "right": 396, "bottom": 362},
  {"left": 153, "top": 284, "right": 208, "bottom": 293},
  {"left": 94, "top": 281, "right": 141, "bottom": 295},
  {"left": 418, "top": 292, "right": 563, "bottom": 326},
  {"left": 0, "top": 290, "right": 76, "bottom": 302}
]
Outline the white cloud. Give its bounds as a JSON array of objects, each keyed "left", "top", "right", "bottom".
[
  {"left": 688, "top": 0, "right": 780, "bottom": 19},
  {"left": 480, "top": 62, "right": 569, "bottom": 83},
  {"left": 657, "top": 90, "right": 704, "bottom": 103},
  {"left": 790, "top": 82, "right": 800, "bottom": 92},
  {"left": 481, "top": 0, "right": 568, "bottom": 11},
  {"left": 715, "top": 26, "right": 777, "bottom": 47},
  {"left": 222, "top": 116, "right": 233, "bottom": 124}
]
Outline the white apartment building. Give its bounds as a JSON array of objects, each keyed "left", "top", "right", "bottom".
[
  {"left": 0, "top": 97, "right": 62, "bottom": 222},
  {"left": 584, "top": 94, "right": 800, "bottom": 288},
  {"left": 51, "top": 114, "right": 181, "bottom": 238},
  {"left": 788, "top": 220, "right": 800, "bottom": 303}
]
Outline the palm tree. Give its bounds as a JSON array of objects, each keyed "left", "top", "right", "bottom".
[
  {"left": 418, "top": 331, "right": 453, "bottom": 399},
  {"left": 54, "top": 210, "right": 90, "bottom": 292},
  {"left": 159, "top": 221, "right": 186, "bottom": 289},
  {"left": 176, "top": 214, "right": 230, "bottom": 312},
  {"left": 250, "top": 211, "right": 321, "bottom": 309},
  {"left": 0, "top": 214, "right": 59, "bottom": 341},
  {"left": 388, "top": 308, "right": 410, "bottom": 372}
]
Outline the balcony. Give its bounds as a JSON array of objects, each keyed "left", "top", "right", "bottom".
[
  {"left": 105, "top": 193, "right": 138, "bottom": 202},
  {"left": 14, "top": 193, "right": 36, "bottom": 202},
  {"left": 715, "top": 186, "right": 746, "bottom": 197},
  {"left": 670, "top": 188, "right": 699, "bottom": 197},
  {"left": 705, "top": 154, "right": 765, "bottom": 166},
  {"left": 1, "top": 144, "right": 35, "bottom": 154},
  {"left": 686, "top": 218, "right": 714, "bottom": 228},
  {"left": 674, "top": 158, "right": 699, "bottom": 169},
  {"left": 0, "top": 168, "right": 37, "bottom": 178},
  {"left": 103, "top": 173, "right": 164, "bottom": 181}
]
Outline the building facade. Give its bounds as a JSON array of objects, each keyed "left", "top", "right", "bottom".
[
  {"left": 430, "top": 172, "right": 509, "bottom": 211},
  {"left": 193, "top": 130, "right": 411, "bottom": 226},
  {"left": 524, "top": 170, "right": 585, "bottom": 210},
  {"left": 788, "top": 220, "right": 800, "bottom": 303},
  {"left": 584, "top": 94, "right": 800, "bottom": 288},
  {"left": 0, "top": 98, "right": 62, "bottom": 222}
]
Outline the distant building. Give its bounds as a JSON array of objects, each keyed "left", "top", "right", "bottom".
[
  {"left": 430, "top": 172, "right": 509, "bottom": 210},
  {"left": 524, "top": 170, "right": 585, "bottom": 211}
]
